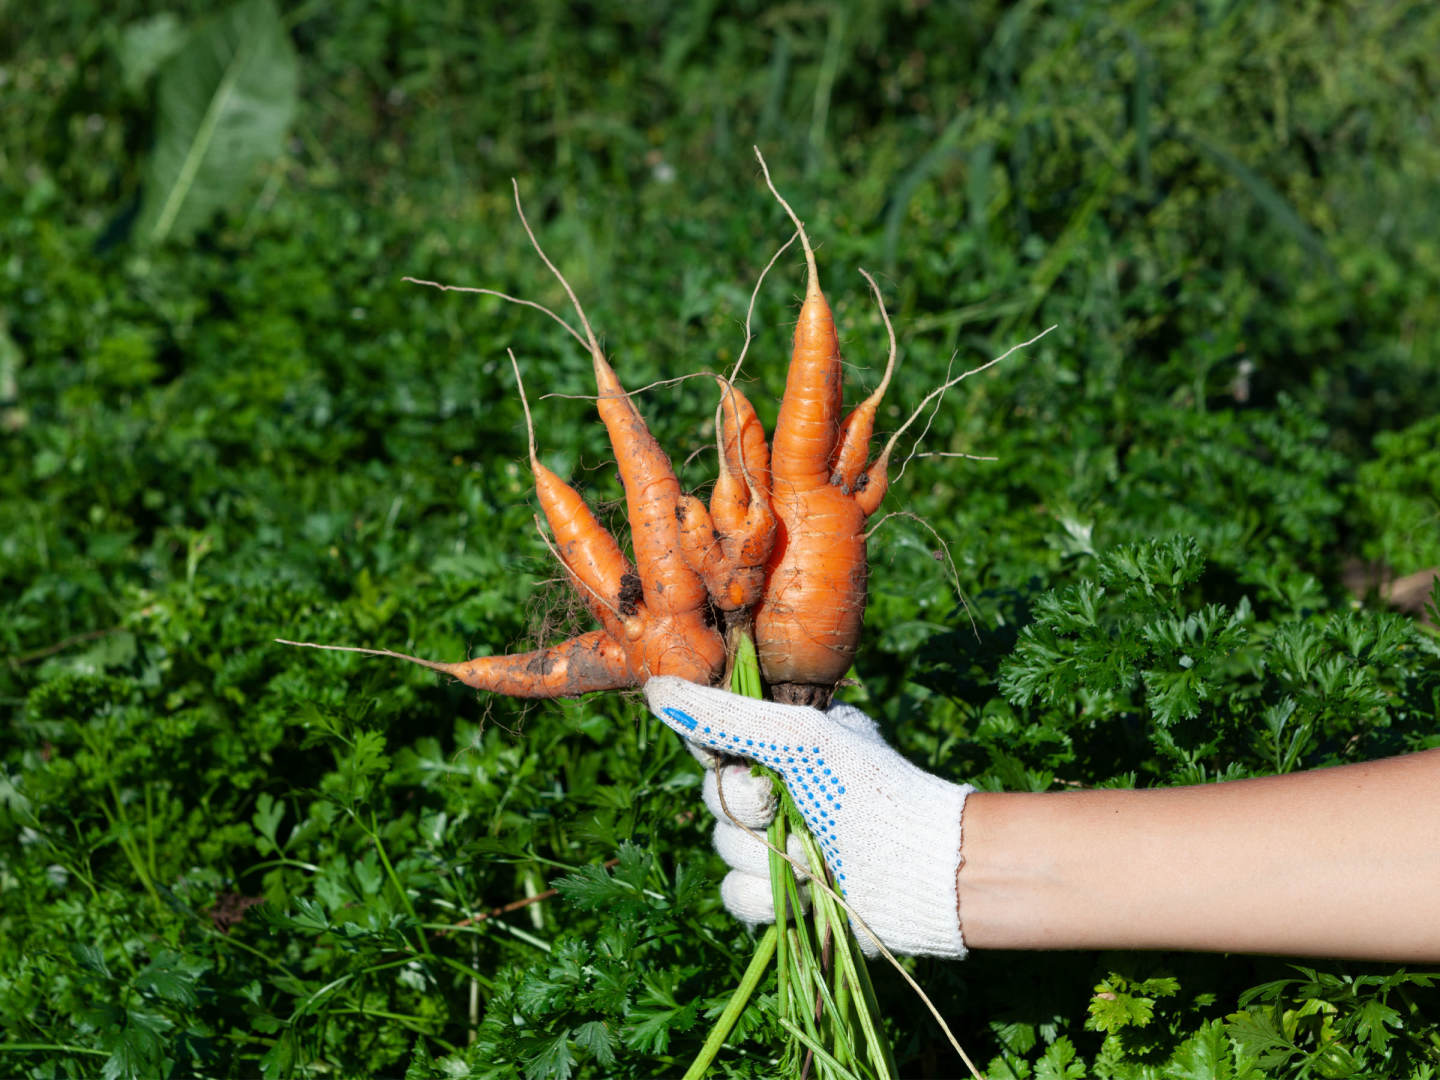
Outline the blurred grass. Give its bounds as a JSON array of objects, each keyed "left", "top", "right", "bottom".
[{"left": 2, "top": 2, "right": 1439, "bottom": 1078}]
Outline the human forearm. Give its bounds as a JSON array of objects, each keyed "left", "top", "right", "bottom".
[{"left": 957, "top": 750, "right": 1440, "bottom": 961}]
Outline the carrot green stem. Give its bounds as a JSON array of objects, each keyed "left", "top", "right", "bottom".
[
  {"left": 681, "top": 924, "right": 778, "bottom": 1080},
  {"left": 769, "top": 802, "right": 791, "bottom": 1026},
  {"left": 777, "top": 1017, "right": 864, "bottom": 1080},
  {"left": 710, "top": 626, "right": 897, "bottom": 1079}
]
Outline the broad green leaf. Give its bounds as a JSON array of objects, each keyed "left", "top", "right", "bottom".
[
  {"left": 1171, "top": 1019, "right": 1247, "bottom": 1080},
  {"left": 252, "top": 790, "right": 284, "bottom": 852},
  {"left": 572, "top": 1020, "right": 618, "bottom": 1068},
  {"left": 117, "top": 13, "right": 188, "bottom": 93},
  {"left": 134, "top": 950, "right": 205, "bottom": 1007},
  {"left": 136, "top": 0, "right": 298, "bottom": 244},
  {"left": 1352, "top": 998, "right": 1401, "bottom": 1054},
  {"left": 1086, "top": 990, "right": 1154, "bottom": 1034}
]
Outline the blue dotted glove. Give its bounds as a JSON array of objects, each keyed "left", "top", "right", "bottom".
[{"left": 646, "top": 676, "right": 974, "bottom": 959}]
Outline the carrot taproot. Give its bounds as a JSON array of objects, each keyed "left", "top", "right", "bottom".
[
  {"left": 275, "top": 632, "right": 635, "bottom": 698},
  {"left": 281, "top": 190, "right": 726, "bottom": 696},
  {"left": 677, "top": 379, "right": 776, "bottom": 618},
  {"left": 707, "top": 381, "right": 775, "bottom": 608},
  {"left": 751, "top": 149, "right": 900, "bottom": 706},
  {"left": 506, "top": 186, "right": 725, "bottom": 686},
  {"left": 674, "top": 231, "right": 795, "bottom": 624}
]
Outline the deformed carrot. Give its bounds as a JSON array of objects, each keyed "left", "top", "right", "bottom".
[
  {"left": 677, "top": 379, "right": 776, "bottom": 619},
  {"left": 281, "top": 191, "right": 726, "bottom": 695},
  {"left": 675, "top": 231, "right": 794, "bottom": 625},
  {"left": 751, "top": 149, "right": 900, "bottom": 706},
  {"left": 506, "top": 188, "right": 724, "bottom": 686},
  {"left": 275, "top": 632, "right": 635, "bottom": 699}
]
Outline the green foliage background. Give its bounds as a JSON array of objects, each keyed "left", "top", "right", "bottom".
[{"left": 3, "top": 1, "right": 1439, "bottom": 1077}]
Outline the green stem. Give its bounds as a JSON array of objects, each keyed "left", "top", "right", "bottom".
[
  {"left": 850, "top": 938, "right": 898, "bottom": 1078},
  {"left": 778, "top": 1017, "right": 864, "bottom": 1080},
  {"left": 720, "top": 626, "right": 899, "bottom": 1078},
  {"left": 681, "top": 924, "right": 778, "bottom": 1080},
  {"left": 768, "top": 807, "right": 790, "bottom": 1022},
  {"left": 0, "top": 1044, "right": 108, "bottom": 1057},
  {"left": 102, "top": 782, "right": 162, "bottom": 909},
  {"left": 370, "top": 811, "right": 434, "bottom": 959}
]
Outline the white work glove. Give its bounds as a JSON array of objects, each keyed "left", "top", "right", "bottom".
[{"left": 646, "top": 676, "right": 974, "bottom": 959}]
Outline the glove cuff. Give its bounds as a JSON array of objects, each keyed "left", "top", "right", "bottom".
[{"left": 849, "top": 769, "right": 972, "bottom": 958}]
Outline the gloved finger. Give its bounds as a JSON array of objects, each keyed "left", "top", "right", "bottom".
[
  {"left": 686, "top": 739, "right": 722, "bottom": 769},
  {"left": 713, "top": 820, "right": 813, "bottom": 881},
  {"left": 720, "top": 868, "right": 810, "bottom": 924},
  {"left": 703, "top": 762, "right": 776, "bottom": 828},
  {"left": 713, "top": 819, "right": 769, "bottom": 877},
  {"left": 646, "top": 676, "right": 829, "bottom": 764},
  {"left": 826, "top": 701, "right": 883, "bottom": 743},
  {"left": 849, "top": 915, "right": 881, "bottom": 958}
]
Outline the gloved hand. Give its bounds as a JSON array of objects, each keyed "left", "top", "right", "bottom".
[{"left": 645, "top": 676, "right": 975, "bottom": 959}]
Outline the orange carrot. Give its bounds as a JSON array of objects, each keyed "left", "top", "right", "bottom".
[
  {"left": 282, "top": 190, "right": 726, "bottom": 696},
  {"left": 505, "top": 188, "right": 725, "bottom": 686},
  {"left": 751, "top": 149, "right": 899, "bottom": 706},
  {"left": 275, "top": 632, "right": 635, "bottom": 698},
  {"left": 674, "top": 230, "right": 795, "bottom": 624},
  {"left": 708, "top": 382, "right": 775, "bottom": 609},
  {"left": 677, "top": 380, "right": 776, "bottom": 618}
]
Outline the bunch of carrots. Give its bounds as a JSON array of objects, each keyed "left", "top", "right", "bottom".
[
  {"left": 287, "top": 149, "right": 904, "bottom": 709},
  {"left": 284, "top": 148, "right": 1029, "bottom": 1078}
]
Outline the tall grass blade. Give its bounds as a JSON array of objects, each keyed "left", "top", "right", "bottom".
[{"left": 1180, "top": 129, "right": 1335, "bottom": 271}]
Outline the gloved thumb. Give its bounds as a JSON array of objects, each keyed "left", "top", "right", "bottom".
[{"left": 646, "top": 675, "right": 830, "bottom": 761}]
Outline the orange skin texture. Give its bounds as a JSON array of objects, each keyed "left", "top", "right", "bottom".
[
  {"left": 532, "top": 458, "right": 631, "bottom": 643},
  {"left": 768, "top": 286, "right": 843, "bottom": 489},
  {"left": 754, "top": 280, "right": 891, "bottom": 696},
  {"left": 592, "top": 355, "right": 711, "bottom": 619},
  {"left": 416, "top": 350, "right": 726, "bottom": 697},
  {"left": 534, "top": 456, "right": 724, "bottom": 688},
  {"left": 439, "top": 629, "right": 634, "bottom": 697},
  {"left": 830, "top": 398, "right": 879, "bottom": 494},
  {"left": 510, "top": 351, "right": 725, "bottom": 690},
  {"left": 758, "top": 482, "right": 869, "bottom": 686},
  {"left": 679, "top": 384, "right": 777, "bottom": 614},
  {"left": 717, "top": 382, "right": 772, "bottom": 498}
]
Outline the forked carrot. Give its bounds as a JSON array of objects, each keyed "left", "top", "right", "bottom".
[
  {"left": 677, "top": 380, "right": 776, "bottom": 619},
  {"left": 281, "top": 191, "right": 726, "bottom": 693},
  {"left": 505, "top": 188, "right": 724, "bottom": 685},
  {"left": 677, "top": 232, "right": 792, "bottom": 627},
  {"left": 751, "top": 148, "right": 900, "bottom": 706}
]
